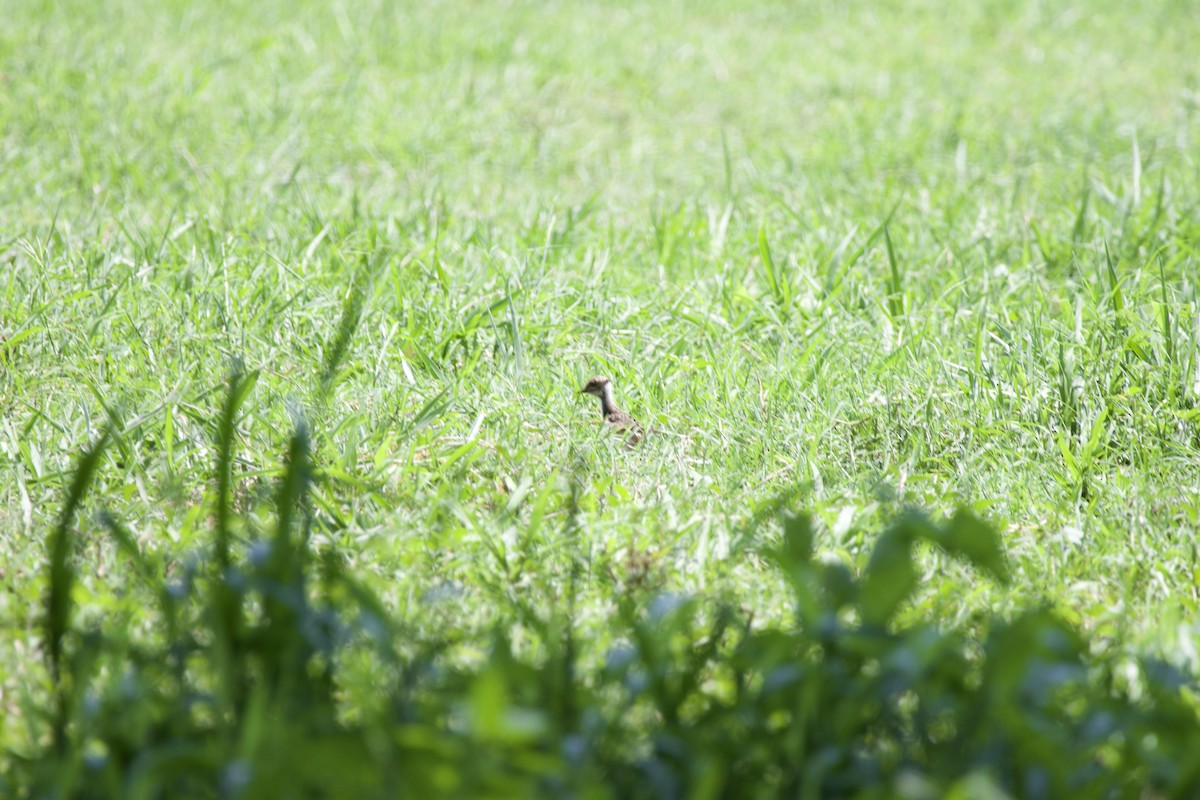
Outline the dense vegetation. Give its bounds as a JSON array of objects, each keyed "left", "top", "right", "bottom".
[
  {"left": 12, "top": 409, "right": 1200, "bottom": 797},
  {"left": 3, "top": 0, "right": 1200, "bottom": 796}
]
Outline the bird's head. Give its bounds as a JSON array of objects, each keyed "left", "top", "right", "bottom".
[{"left": 580, "top": 375, "right": 611, "bottom": 396}]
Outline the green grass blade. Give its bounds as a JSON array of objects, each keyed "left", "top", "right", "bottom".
[
  {"left": 1070, "top": 184, "right": 1090, "bottom": 244},
  {"left": 45, "top": 428, "right": 109, "bottom": 753},
  {"left": 757, "top": 222, "right": 782, "bottom": 304},
  {"left": 1103, "top": 241, "right": 1124, "bottom": 316},
  {"left": 884, "top": 225, "right": 903, "bottom": 320},
  {"left": 215, "top": 363, "right": 257, "bottom": 571},
  {"left": 212, "top": 363, "right": 257, "bottom": 718},
  {"left": 320, "top": 268, "right": 368, "bottom": 395},
  {"left": 272, "top": 419, "right": 312, "bottom": 581},
  {"left": 1158, "top": 250, "right": 1175, "bottom": 369}
]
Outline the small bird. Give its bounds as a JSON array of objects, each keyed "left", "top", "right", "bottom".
[{"left": 580, "top": 375, "right": 644, "bottom": 447}]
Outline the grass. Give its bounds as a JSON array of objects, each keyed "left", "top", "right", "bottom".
[{"left": 3, "top": 0, "right": 1200, "bottom": 788}]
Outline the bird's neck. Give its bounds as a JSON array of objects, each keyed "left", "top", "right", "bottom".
[{"left": 599, "top": 384, "right": 619, "bottom": 417}]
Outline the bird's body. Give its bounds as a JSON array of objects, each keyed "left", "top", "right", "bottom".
[{"left": 580, "top": 375, "right": 644, "bottom": 446}]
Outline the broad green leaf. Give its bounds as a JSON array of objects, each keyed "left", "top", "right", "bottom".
[
  {"left": 860, "top": 524, "right": 918, "bottom": 626},
  {"left": 938, "top": 509, "right": 1011, "bottom": 584}
]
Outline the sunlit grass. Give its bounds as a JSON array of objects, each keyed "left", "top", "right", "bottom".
[{"left": 3, "top": 0, "right": 1200, "bottom": 777}]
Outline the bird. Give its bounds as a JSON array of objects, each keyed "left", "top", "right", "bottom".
[{"left": 580, "top": 375, "right": 644, "bottom": 447}]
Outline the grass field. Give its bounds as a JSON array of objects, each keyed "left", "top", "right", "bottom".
[{"left": 4, "top": 0, "right": 1200, "bottom": 793}]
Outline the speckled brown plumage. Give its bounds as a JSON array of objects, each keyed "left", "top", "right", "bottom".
[{"left": 580, "top": 375, "right": 644, "bottom": 447}]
